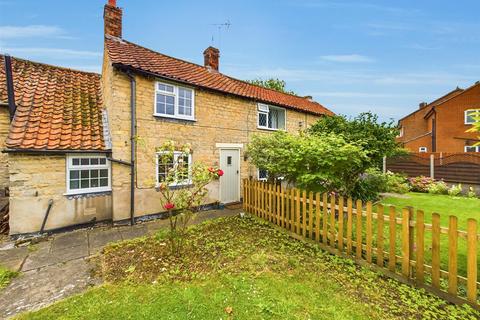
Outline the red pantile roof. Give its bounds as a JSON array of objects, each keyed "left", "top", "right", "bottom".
[
  {"left": 0, "top": 55, "right": 107, "bottom": 151},
  {"left": 105, "top": 37, "right": 333, "bottom": 116}
]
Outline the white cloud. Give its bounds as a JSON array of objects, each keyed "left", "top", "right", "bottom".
[
  {"left": 319, "top": 54, "right": 374, "bottom": 63},
  {"left": 2, "top": 47, "right": 102, "bottom": 59},
  {"left": 0, "top": 25, "right": 65, "bottom": 39}
]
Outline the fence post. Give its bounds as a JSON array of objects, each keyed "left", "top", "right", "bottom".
[
  {"left": 430, "top": 154, "right": 435, "bottom": 179},
  {"left": 382, "top": 156, "right": 387, "bottom": 174}
]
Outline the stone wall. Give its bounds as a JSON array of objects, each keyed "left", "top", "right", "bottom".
[
  {"left": 103, "top": 55, "right": 321, "bottom": 221},
  {"left": 8, "top": 154, "right": 112, "bottom": 234}
]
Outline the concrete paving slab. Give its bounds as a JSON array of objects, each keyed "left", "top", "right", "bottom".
[
  {"left": 51, "top": 230, "right": 87, "bottom": 251},
  {"left": 22, "top": 244, "right": 88, "bottom": 272},
  {"left": 0, "top": 247, "right": 28, "bottom": 271},
  {"left": 0, "top": 258, "right": 97, "bottom": 319},
  {"left": 88, "top": 228, "right": 122, "bottom": 254}
]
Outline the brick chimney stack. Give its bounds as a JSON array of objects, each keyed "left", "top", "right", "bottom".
[
  {"left": 203, "top": 46, "right": 220, "bottom": 71},
  {"left": 104, "top": 0, "right": 123, "bottom": 38}
]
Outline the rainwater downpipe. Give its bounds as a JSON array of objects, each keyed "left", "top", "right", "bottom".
[{"left": 126, "top": 70, "right": 136, "bottom": 226}]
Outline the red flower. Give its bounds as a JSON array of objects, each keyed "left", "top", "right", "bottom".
[
  {"left": 217, "top": 169, "right": 224, "bottom": 177},
  {"left": 163, "top": 202, "right": 175, "bottom": 210}
]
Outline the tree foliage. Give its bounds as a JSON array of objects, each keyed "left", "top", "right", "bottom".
[
  {"left": 246, "top": 131, "right": 368, "bottom": 195},
  {"left": 247, "top": 78, "right": 296, "bottom": 95},
  {"left": 308, "top": 112, "right": 403, "bottom": 167}
]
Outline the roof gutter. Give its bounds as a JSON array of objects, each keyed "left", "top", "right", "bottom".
[
  {"left": 112, "top": 63, "right": 328, "bottom": 117},
  {"left": 4, "top": 55, "right": 17, "bottom": 121}
]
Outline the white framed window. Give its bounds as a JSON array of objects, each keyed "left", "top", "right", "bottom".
[
  {"left": 156, "top": 151, "right": 192, "bottom": 186},
  {"left": 419, "top": 147, "right": 428, "bottom": 153},
  {"left": 465, "top": 145, "right": 480, "bottom": 152},
  {"left": 257, "top": 103, "right": 286, "bottom": 130},
  {"left": 154, "top": 81, "right": 195, "bottom": 120},
  {"left": 465, "top": 109, "right": 480, "bottom": 125},
  {"left": 66, "top": 154, "right": 111, "bottom": 194},
  {"left": 397, "top": 126, "right": 404, "bottom": 138},
  {"left": 258, "top": 168, "right": 268, "bottom": 181}
]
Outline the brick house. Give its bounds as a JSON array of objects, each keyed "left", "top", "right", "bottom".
[
  {"left": 0, "top": 0, "right": 333, "bottom": 235},
  {"left": 397, "top": 82, "right": 480, "bottom": 153}
]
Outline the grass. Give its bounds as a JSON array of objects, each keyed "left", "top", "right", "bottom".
[
  {"left": 17, "top": 215, "right": 480, "bottom": 320},
  {"left": 0, "top": 266, "right": 18, "bottom": 289},
  {"left": 381, "top": 192, "right": 480, "bottom": 278}
]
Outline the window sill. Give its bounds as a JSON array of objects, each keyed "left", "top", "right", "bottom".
[
  {"left": 64, "top": 190, "right": 112, "bottom": 199},
  {"left": 156, "top": 183, "right": 193, "bottom": 191},
  {"left": 257, "top": 126, "right": 285, "bottom": 132},
  {"left": 153, "top": 114, "right": 196, "bottom": 122}
]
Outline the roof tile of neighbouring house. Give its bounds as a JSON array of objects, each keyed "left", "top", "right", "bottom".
[
  {"left": 0, "top": 55, "right": 106, "bottom": 151},
  {"left": 105, "top": 37, "right": 334, "bottom": 116}
]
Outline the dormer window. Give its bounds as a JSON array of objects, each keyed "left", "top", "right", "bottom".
[
  {"left": 257, "top": 103, "right": 286, "bottom": 130},
  {"left": 154, "top": 81, "right": 195, "bottom": 121},
  {"left": 465, "top": 109, "right": 480, "bottom": 125}
]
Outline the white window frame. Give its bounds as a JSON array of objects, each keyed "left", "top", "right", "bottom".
[
  {"left": 156, "top": 151, "right": 193, "bottom": 186},
  {"left": 257, "top": 103, "right": 287, "bottom": 131},
  {"left": 419, "top": 147, "right": 428, "bottom": 153},
  {"left": 65, "top": 154, "right": 111, "bottom": 195},
  {"left": 257, "top": 168, "right": 268, "bottom": 181},
  {"left": 464, "top": 109, "right": 480, "bottom": 125},
  {"left": 154, "top": 81, "right": 195, "bottom": 121},
  {"left": 397, "top": 126, "right": 404, "bottom": 138},
  {"left": 465, "top": 145, "right": 480, "bottom": 152}
]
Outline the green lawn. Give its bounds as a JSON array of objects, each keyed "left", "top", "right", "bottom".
[
  {"left": 16, "top": 216, "right": 479, "bottom": 319},
  {"left": 381, "top": 192, "right": 480, "bottom": 279},
  {"left": 0, "top": 266, "right": 18, "bottom": 289}
]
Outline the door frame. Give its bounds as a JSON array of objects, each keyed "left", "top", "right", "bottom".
[{"left": 217, "top": 143, "right": 243, "bottom": 203}]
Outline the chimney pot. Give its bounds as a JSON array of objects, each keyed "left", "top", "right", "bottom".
[
  {"left": 304, "top": 95, "right": 313, "bottom": 101},
  {"left": 203, "top": 46, "right": 220, "bottom": 71},
  {"left": 104, "top": 0, "right": 122, "bottom": 38},
  {"left": 419, "top": 102, "right": 428, "bottom": 109}
]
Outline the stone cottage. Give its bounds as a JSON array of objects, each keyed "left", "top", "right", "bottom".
[{"left": 0, "top": 0, "right": 333, "bottom": 235}]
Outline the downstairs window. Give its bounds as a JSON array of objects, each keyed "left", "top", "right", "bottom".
[
  {"left": 66, "top": 154, "right": 111, "bottom": 194},
  {"left": 156, "top": 151, "right": 192, "bottom": 186}
]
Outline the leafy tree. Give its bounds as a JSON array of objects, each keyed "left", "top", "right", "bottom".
[
  {"left": 308, "top": 112, "right": 403, "bottom": 168},
  {"left": 246, "top": 131, "right": 368, "bottom": 195},
  {"left": 247, "top": 78, "right": 296, "bottom": 95}
]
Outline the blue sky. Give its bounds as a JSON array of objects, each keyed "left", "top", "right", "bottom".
[{"left": 1, "top": 0, "right": 479, "bottom": 121}]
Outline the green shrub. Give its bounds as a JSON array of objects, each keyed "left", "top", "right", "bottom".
[
  {"left": 448, "top": 184, "right": 463, "bottom": 197},
  {"left": 427, "top": 181, "right": 449, "bottom": 195},
  {"left": 351, "top": 168, "right": 388, "bottom": 202},
  {"left": 0, "top": 266, "right": 18, "bottom": 289},
  {"left": 408, "top": 176, "right": 435, "bottom": 193},
  {"left": 385, "top": 172, "right": 410, "bottom": 194}
]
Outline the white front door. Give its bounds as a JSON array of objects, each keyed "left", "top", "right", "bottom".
[{"left": 219, "top": 148, "right": 240, "bottom": 203}]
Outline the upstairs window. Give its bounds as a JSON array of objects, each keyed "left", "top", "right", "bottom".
[
  {"left": 66, "top": 154, "right": 111, "bottom": 194},
  {"left": 465, "top": 109, "right": 480, "bottom": 125},
  {"left": 156, "top": 151, "right": 192, "bottom": 186},
  {"left": 155, "top": 82, "right": 194, "bottom": 120},
  {"left": 397, "top": 126, "right": 404, "bottom": 138},
  {"left": 465, "top": 146, "right": 480, "bottom": 152},
  {"left": 257, "top": 104, "right": 286, "bottom": 130},
  {"left": 419, "top": 147, "right": 428, "bottom": 153}
]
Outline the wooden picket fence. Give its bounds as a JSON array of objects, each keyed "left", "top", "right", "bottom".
[{"left": 242, "top": 179, "right": 480, "bottom": 308}]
